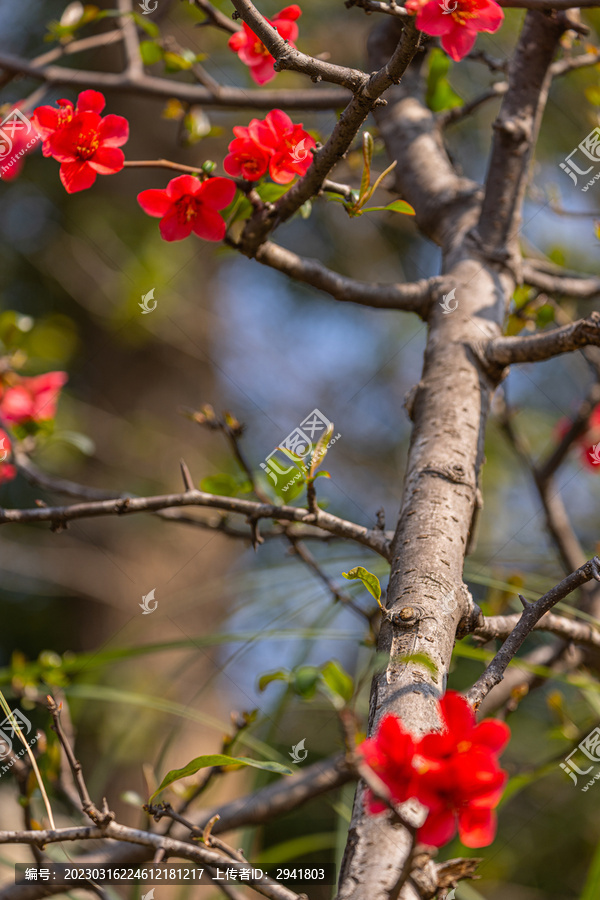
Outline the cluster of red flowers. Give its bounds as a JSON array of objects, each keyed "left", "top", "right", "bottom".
[
  {"left": 224, "top": 109, "right": 315, "bottom": 184},
  {"left": 556, "top": 404, "right": 600, "bottom": 471},
  {"left": 228, "top": 5, "right": 302, "bottom": 85},
  {"left": 360, "top": 690, "right": 510, "bottom": 848},
  {"left": 405, "top": 0, "right": 503, "bottom": 62},
  {"left": 0, "top": 371, "right": 68, "bottom": 485},
  {"left": 31, "top": 90, "right": 129, "bottom": 193},
  {"left": 137, "top": 175, "right": 236, "bottom": 243}
]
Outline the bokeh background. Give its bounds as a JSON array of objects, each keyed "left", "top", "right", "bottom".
[{"left": 0, "top": 1, "right": 600, "bottom": 898}]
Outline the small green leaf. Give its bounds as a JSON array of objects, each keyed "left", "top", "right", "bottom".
[
  {"left": 299, "top": 200, "right": 312, "bottom": 219},
  {"left": 132, "top": 11, "right": 161, "bottom": 36},
  {"left": 321, "top": 660, "right": 354, "bottom": 705},
  {"left": 163, "top": 52, "right": 194, "bottom": 72},
  {"left": 140, "top": 40, "right": 163, "bottom": 65},
  {"left": 258, "top": 670, "right": 289, "bottom": 692},
  {"left": 292, "top": 666, "right": 321, "bottom": 699},
  {"left": 309, "top": 422, "right": 334, "bottom": 477},
  {"left": 342, "top": 566, "right": 381, "bottom": 601},
  {"left": 535, "top": 303, "right": 555, "bottom": 328},
  {"left": 200, "top": 474, "right": 252, "bottom": 496},
  {"left": 425, "top": 48, "right": 463, "bottom": 112},
  {"left": 361, "top": 200, "right": 415, "bottom": 216},
  {"left": 257, "top": 182, "right": 290, "bottom": 202},
  {"left": 360, "top": 132, "right": 374, "bottom": 200},
  {"left": 396, "top": 652, "right": 438, "bottom": 676},
  {"left": 151, "top": 754, "right": 292, "bottom": 799}
]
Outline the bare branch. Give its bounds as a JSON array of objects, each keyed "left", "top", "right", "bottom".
[
  {"left": 0, "top": 486, "right": 391, "bottom": 557},
  {"left": 345, "top": 0, "right": 410, "bottom": 18},
  {"left": 475, "top": 610, "right": 600, "bottom": 650},
  {"left": 466, "top": 557, "right": 600, "bottom": 706},
  {"left": 438, "top": 82, "right": 507, "bottom": 128},
  {"left": 477, "top": 11, "right": 566, "bottom": 255},
  {"left": 0, "top": 51, "right": 349, "bottom": 111},
  {"left": 250, "top": 241, "right": 440, "bottom": 315},
  {"left": 551, "top": 49, "right": 600, "bottom": 76},
  {"left": 522, "top": 260, "right": 600, "bottom": 300},
  {"left": 117, "top": 0, "right": 144, "bottom": 79},
  {"left": 190, "top": 0, "right": 240, "bottom": 33},
  {"left": 485, "top": 312, "right": 600, "bottom": 367}
]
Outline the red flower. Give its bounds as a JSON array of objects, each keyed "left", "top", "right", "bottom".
[
  {"left": 405, "top": 0, "right": 503, "bottom": 62},
  {"left": 555, "top": 405, "right": 600, "bottom": 471},
  {"left": 360, "top": 715, "right": 417, "bottom": 811},
  {"left": 0, "top": 104, "right": 42, "bottom": 181},
  {"left": 0, "top": 372, "right": 68, "bottom": 426},
  {"left": 0, "top": 429, "right": 16, "bottom": 485},
  {"left": 224, "top": 110, "right": 315, "bottom": 185},
  {"left": 137, "top": 175, "right": 236, "bottom": 242},
  {"left": 414, "top": 691, "right": 510, "bottom": 848},
  {"left": 228, "top": 5, "right": 301, "bottom": 85},
  {"left": 47, "top": 110, "right": 128, "bottom": 194},
  {"left": 32, "top": 90, "right": 106, "bottom": 158}
]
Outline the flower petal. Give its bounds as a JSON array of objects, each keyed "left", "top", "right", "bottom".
[
  {"left": 199, "top": 177, "right": 237, "bottom": 210},
  {"left": 439, "top": 690, "right": 476, "bottom": 735},
  {"left": 418, "top": 807, "right": 457, "bottom": 847},
  {"left": 474, "top": 719, "right": 511, "bottom": 755},
  {"left": 97, "top": 114, "right": 129, "bottom": 147},
  {"left": 88, "top": 146, "right": 125, "bottom": 175},
  {"left": 166, "top": 174, "right": 202, "bottom": 200},
  {"left": 137, "top": 188, "right": 172, "bottom": 217},
  {"left": 159, "top": 208, "right": 193, "bottom": 242},
  {"left": 441, "top": 24, "right": 478, "bottom": 61},
  {"left": 59, "top": 161, "right": 97, "bottom": 193},
  {"left": 76, "top": 90, "right": 106, "bottom": 115},
  {"left": 191, "top": 205, "right": 227, "bottom": 241},
  {"left": 457, "top": 805, "right": 497, "bottom": 848}
]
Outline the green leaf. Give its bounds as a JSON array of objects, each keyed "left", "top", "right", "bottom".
[
  {"left": 581, "top": 837, "right": 600, "bottom": 900},
  {"left": 199, "top": 473, "right": 252, "bottom": 497},
  {"left": 360, "top": 132, "right": 374, "bottom": 200},
  {"left": 292, "top": 666, "right": 321, "bottom": 698},
  {"left": 425, "top": 48, "right": 463, "bottom": 113},
  {"left": 151, "top": 754, "right": 292, "bottom": 800},
  {"left": 342, "top": 566, "right": 381, "bottom": 601},
  {"left": 535, "top": 303, "right": 555, "bottom": 328},
  {"left": 163, "top": 51, "right": 194, "bottom": 72},
  {"left": 257, "top": 182, "right": 290, "bottom": 202},
  {"left": 258, "top": 670, "right": 289, "bottom": 692},
  {"left": 132, "top": 11, "right": 160, "bottom": 36},
  {"left": 320, "top": 660, "right": 354, "bottom": 704},
  {"left": 140, "top": 40, "right": 163, "bottom": 65},
  {"left": 309, "top": 423, "right": 334, "bottom": 477},
  {"left": 361, "top": 200, "right": 415, "bottom": 215},
  {"left": 396, "top": 652, "right": 438, "bottom": 676},
  {"left": 299, "top": 200, "right": 312, "bottom": 219}
]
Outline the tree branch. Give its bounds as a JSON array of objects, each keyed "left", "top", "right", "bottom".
[
  {"left": 477, "top": 11, "right": 566, "bottom": 256},
  {"left": 474, "top": 610, "right": 600, "bottom": 651},
  {"left": 345, "top": 0, "right": 410, "bottom": 18},
  {"left": 485, "top": 312, "right": 600, "bottom": 367},
  {"left": 466, "top": 557, "right": 600, "bottom": 706},
  {"left": 0, "top": 486, "right": 391, "bottom": 557},
  {"left": 522, "top": 260, "right": 600, "bottom": 300},
  {"left": 0, "top": 51, "right": 349, "bottom": 110},
  {"left": 250, "top": 241, "right": 440, "bottom": 315}
]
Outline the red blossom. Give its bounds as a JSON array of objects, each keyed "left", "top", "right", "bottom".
[
  {"left": 224, "top": 110, "right": 315, "bottom": 185},
  {"left": 137, "top": 175, "right": 237, "bottom": 242},
  {"left": 228, "top": 5, "right": 301, "bottom": 85},
  {"left": 0, "top": 372, "right": 68, "bottom": 426},
  {"left": 0, "top": 104, "right": 42, "bottom": 181},
  {"left": 360, "top": 690, "right": 510, "bottom": 850},
  {"left": 414, "top": 691, "right": 510, "bottom": 848},
  {"left": 360, "top": 715, "right": 417, "bottom": 812},
  {"left": 405, "top": 0, "right": 503, "bottom": 62},
  {"left": 0, "top": 429, "right": 16, "bottom": 485},
  {"left": 32, "top": 90, "right": 106, "bottom": 158},
  {"left": 45, "top": 108, "right": 129, "bottom": 193}
]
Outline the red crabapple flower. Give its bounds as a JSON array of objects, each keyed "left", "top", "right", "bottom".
[
  {"left": 31, "top": 90, "right": 106, "bottom": 158},
  {"left": 137, "top": 175, "right": 237, "bottom": 242},
  {"left": 0, "top": 430, "right": 16, "bottom": 485},
  {"left": 224, "top": 110, "right": 316, "bottom": 185},
  {"left": 0, "top": 103, "right": 41, "bottom": 181},
  {"left": 0, "top": 372, "right": 68, "bottom": 426},
  {"left": 228, "top": 5, "right": 302, "bottom": 85},
  {"left": 360, "top": 690, "right": 510, "bottom": 849},
  {"left": 405, "top": 0, "right": 504, "bottom": 62}
]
